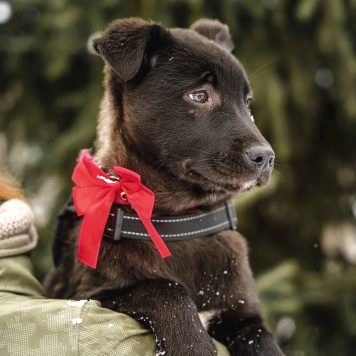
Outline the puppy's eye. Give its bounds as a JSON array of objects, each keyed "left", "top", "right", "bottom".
[{"left": 189, "top": 91, "right": 208, "bottom": 103}]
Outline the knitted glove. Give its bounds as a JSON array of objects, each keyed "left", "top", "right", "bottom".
[{"left": 0, "top": 199, "right": 38, "bottom": 257}]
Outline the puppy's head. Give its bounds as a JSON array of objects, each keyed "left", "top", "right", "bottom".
[{"left": 93, "top": 18, "right": 274, "bottom": 204}]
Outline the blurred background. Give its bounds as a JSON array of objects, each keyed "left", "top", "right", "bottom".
[{"left": 1, "top": 0, "right": 356, "bottom": 355}]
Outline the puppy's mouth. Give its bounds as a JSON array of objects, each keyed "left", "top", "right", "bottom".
[
  {"left": 182, "top": 167, "right": 259, "bottom": 194},
  {"left": 174, "top": 157, "right": 271, "bottom": 195},
  {"left": 175, "top": 157, "right": 272, "bottom": 195}
]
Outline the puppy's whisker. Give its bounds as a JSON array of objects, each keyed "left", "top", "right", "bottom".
[
  {"left": 248, "top": 61, "right": 275, "bottom": 82},
  {"left": 150, "top": 158, "right": 176, "bottom": 174}
]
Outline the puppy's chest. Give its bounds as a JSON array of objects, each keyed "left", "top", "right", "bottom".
[
  {"left": 168, "top": 234, "right": 242, "bottom": 305},
  {"left": 194, "top": 270, "right": 236, "bottom": 306}
]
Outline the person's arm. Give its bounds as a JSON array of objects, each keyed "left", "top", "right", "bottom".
[
  {"left": 0, "top": 199, "right": 229, "bottom": 356},
  {"left": 0, "top": 255, "right": 159, "bottom": 355}
]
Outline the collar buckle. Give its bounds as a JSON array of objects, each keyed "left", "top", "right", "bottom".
[
  {"left": 103, "top": 205, "right": 125, "bottom": 241},
  {"left": 225, "top": 200, "right": 238, "bottom": 231}
]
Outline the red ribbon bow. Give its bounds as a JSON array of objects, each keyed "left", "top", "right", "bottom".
[{"left": 72, "top": 149, "right": 171, "bottom": 268}]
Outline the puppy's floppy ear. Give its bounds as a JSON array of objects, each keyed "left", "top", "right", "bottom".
[
  {"left": 190, "top": 19, "right": 234, "bottom": 52},
  {"left": 93, "top": 18, "right": 168, "bottom": 82}
]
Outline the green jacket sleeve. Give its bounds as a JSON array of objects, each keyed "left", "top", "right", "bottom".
[{"left": 0, "top": 255, "right": 230, "bottom": 356}]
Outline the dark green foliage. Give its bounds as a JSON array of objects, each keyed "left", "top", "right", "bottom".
[{"left": 1, "top": 1, "right": 355, "bottom": 355}]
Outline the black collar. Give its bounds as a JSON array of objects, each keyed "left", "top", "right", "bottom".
[
  {"left": 103, "top": 200, "right": 237, "bottom": 242},
  {"left": 53, "top": 198, "right": 237, "bottom": 265}
]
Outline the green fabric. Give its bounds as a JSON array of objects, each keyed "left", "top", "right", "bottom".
[{"left": 0, "top": 255, "right": 230, "bottom": 356}]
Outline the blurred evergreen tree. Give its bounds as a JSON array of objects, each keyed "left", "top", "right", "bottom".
[{"left": 1, "top": 0, "right": 355, "bottom": 355}]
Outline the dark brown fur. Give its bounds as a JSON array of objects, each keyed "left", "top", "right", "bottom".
[{"left": 45, "top": 18, "right": 283, "bottom": 356}]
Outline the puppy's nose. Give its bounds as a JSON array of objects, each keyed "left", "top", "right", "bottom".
[{"left": 245, "top": 146, "right": 275, "bottom": 172}]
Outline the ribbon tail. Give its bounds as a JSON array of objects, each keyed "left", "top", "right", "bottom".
[
  {"left": 77, "top": 194, "right": 113, "bottom": 268},
  {"left": 123, "top": 187, "right": 170, "bottom": 258},
  {"left": 78, "top": 214, "right": 105, "bottom": 268},
  {"left": 140, "top": 217, "right": 171, "bottom": 258}
]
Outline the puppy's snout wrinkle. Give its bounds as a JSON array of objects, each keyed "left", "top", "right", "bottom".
[{"left": 245, "top": 146, "right": 275, "bottom": 173}]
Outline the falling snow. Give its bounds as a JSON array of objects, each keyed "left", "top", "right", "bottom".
[
  {"left": 71, "top": 318, "right": 83, "bottom": 325},
  {"left": 66, "top": 299, "right": 88, "bottom": 307}
]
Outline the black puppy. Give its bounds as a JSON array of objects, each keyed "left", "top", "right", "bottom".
[{"left": 46, "top": 18, "right": 283, "bottom": 356}]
